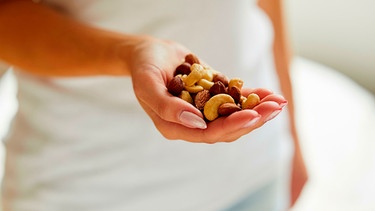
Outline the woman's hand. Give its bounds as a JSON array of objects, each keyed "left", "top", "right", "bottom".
[
  {"left": 0, "top": 0, "right": 287, "bottom": 144},
  {"left": 128, "top": 37, "right": 287, "bottom": 143}
]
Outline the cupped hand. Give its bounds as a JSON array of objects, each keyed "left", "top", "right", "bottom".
[{"left": 129, "top": 37, "right": 287, "bottom": 143}]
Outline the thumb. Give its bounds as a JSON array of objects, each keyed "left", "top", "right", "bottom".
[{"left": 133, "top": 64, "right": 207, "bottom": 129}]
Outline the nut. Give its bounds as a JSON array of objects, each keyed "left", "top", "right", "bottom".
[
  {"left": 185, "top": 53, "right": 200, "bottom": 65},
  {"left": 228, "top": 86, "right": 241, "bottom": 104},
  {"left": 183, "top": 63, "right": 204, "bottom": 87},
  {"left": 184, "top": 85, "right": 204, "bottom": 93},
  {"left": 228, "top": 78, "right": 244, "bottom": 90},
  {"left": 167, "top": 76, "right": 184, "bottom": 96},
  {"left": 239, "top": 95, "right": 247, "bottom": 104},
  {"left": 203, "top": 94, "right": 235, "bottom": 121},
  {"left": 213, "top": 73, "right": 229, "bottom": 86},
  {"left": 174, "top": 62, "right": 191, "bottom": 76},
  {"left": 179, "top": 90, "right": 193, "bottom": 104},
  {"left": 209, "top": 81, "right": 227, "bottom": 96},
  {"left": 242, "top": 93, "right": 260, "bottom": 109},
  {"left": 202, "top": 67, "right": 214, "bottom": 81},
  {"left": 167, "top": 53, "right": 274, "bottom": 123},
  {"left": 194, "top": 90, "right": 211, "bottom": 110},
  {"left": 218, "top": 103, "right": 241, "bottom": 116},
  {"left": 197, "top": 78, "right": 214, "bottom": 90}
]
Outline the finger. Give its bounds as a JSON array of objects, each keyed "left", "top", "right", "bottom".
[
  {"left": 205, "top": 109, "right": 260, "bottom": 135},
  {"left": 253, "top": 101, "right": 283, "bottom": 123},
  {"left": 260, "top": 94, "right": 287, "bottom": 106},
  {"left": 145, "top": 101, "right": 285, "bottom": 144},
  {"left": 218, "top": 101, "right": 286, "bottom": 142},
  {"left": 144, "top": 108, "right": 207, "bottom": 142},
  {"left": 241, "top": 87, "right": 273, "bottom": 100},
  {"left": 147, "top": 107, "right": 261, "bottom": 143},
  {"left": 133, "top": 65, "right": 206, "bottom": 129}
]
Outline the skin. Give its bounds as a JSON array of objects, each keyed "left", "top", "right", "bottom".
[
  {"left": 258, "top": 0, "right": 308, "bottom": 207},
  {"left": 0, "top": 0, "right": 307, "bottom": 208}
]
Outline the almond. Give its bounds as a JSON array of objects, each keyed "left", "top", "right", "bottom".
[
  {"left": 194, "top": 90, "right": 211, "bottom": 110},
  {"left": 218, "top": 103, "right": 241, "bottom": 116},
  {"left": 185, "top": 54, "right": 200, "bottom": 65},
  {"left": 228, "top": 86, "right": 241, "bottom": 104},
  {"left": 212, "top": 73, "right": 229, "bottom": 87}
]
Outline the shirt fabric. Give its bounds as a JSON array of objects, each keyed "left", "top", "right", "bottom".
[{"left": 2, "top": 1, "right": 293, "bottom": 210}]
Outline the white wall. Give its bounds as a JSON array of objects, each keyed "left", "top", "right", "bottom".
[{"left": 285, "top": 0, "right": 375, "bottom": 94}]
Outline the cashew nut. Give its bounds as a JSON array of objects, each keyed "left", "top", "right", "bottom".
[
  {"left": 168, "top": 53, "right": 272, "bottom": 123},
  {"left": 242, "top": 93, "right": 260, "bottom": 109},
  {"left": 202, "top": 67, "right": 214, "bottom": 81},
  {"left": 197, "top": 78, "right": 214, "bottom": 90},
  {"left": 203, "top": 94, "right": 235, "bottom": 121},
  {"left": 184, "top": 85, "right": 204, "bottom": 93},
  {"left": 183, "top": 63, "right": 204, "bottom": 87},
  {"left": 239, "top": 95, "right": 247, "bottom": 104},
  {"left": 179, "top": 90, "right": 193, "bottom": 104},
  {"left": 228, "top": 78, "right": 244, "bottom": 90}
]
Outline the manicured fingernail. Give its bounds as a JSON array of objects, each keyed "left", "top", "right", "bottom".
[
  {"left": 265, "top": 109, "right": 282, "bottom": 122},
  {"left": 280, "top": 101, "right": 288, "bottom": 108},
  {"left": 179, "top": 111, "right": 207, "bottom": 129},
  {"left": 242, "top": 116, "right": 261, "bottom": 128}
]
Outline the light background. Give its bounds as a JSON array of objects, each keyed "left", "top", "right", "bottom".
[
  {"left": 0, "top": 0, "right": 374, "bottom": 210},
  {"left": 286, "top": 0, "right": 375, "bottom": 94}
]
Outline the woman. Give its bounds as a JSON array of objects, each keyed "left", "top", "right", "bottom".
[{"left": 0, "top": 0, "right": 307, "bottom": 210}]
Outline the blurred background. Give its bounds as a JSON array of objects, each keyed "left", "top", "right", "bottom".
[
  {"left": 285, "top": 0, "right": 375, "bottom": 211},
  {"left": 286, "top": 0, "right": 375, "bottom": 94},
  {"left": 0, "top": 0, "right": 374, "bottom": 210}
]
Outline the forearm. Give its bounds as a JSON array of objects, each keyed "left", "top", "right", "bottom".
[
  {"left": 258, "top": 0, "right": 308, "bottom": 205},
  {"left": 258, "top": 0, "right": 299, "bottom": 147},
  {"left": 0, "top": 0, "right": 139, "bottom": 77}
]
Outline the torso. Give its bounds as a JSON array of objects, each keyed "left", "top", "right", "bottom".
[{"left": 2, "top": 1, "right": 293, "bottom": 210}]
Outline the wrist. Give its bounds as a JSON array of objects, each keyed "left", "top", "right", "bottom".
[{"left": 94, "top": 32, "right": 140, "bottom": 76}]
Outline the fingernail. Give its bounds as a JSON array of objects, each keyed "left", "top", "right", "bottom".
[
  {"left": 242, "top": 116, "right": 261, "bottom": 128},
  {"left": 280, "top": 101, "right": 288, "bottom": 108},
  {"left": 265, "top": 109, "right": 282, "bottom": 122},
  {"left": 179, "top": 111, "right": 207, "bottom": 129}
]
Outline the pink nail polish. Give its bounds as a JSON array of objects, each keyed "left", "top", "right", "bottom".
[
  {"left": 265, "top": 109, "right": 282, "bottom": 122},
  {"left": 280, "top": 102, "right": 288, "bottom": 108},
  {"left": 179, "top": 111, "right": 207, "bottom": 129},
  {"left": 242, "top": 116, "right": 261, "bottom": 128}
]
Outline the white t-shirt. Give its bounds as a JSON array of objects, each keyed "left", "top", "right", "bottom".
[{"left": 2, "top": 1, "right": 293, "bottom": 210}]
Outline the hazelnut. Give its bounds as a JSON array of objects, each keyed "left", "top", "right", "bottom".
[
  {"left": 174, "top": 62, "right": 191, "bottom": 76},
  {"left": 209, "top": 81, "right": 227, "bottom": 96},
  {"left": 167, "top": 76, "right": 184, "bottom": 96}
]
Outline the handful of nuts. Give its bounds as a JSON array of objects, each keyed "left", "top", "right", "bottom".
[{"left": 167, "top": 54, "right": 261, "bottom": 121}]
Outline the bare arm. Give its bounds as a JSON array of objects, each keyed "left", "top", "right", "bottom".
[
  {"left": 0, "top": 0, "right": 288, "bottom": 143},
  {"left": 0, "top": 0, "right": 140, "bottom": 77},
  {"left": 258, "top": 0, "right": 308, "bottom": 207}
]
